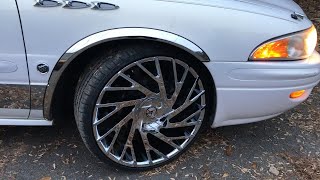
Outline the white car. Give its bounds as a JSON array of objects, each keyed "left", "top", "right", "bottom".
[{"left": 1, "top": 0, "right": 319, "bottom": 169}]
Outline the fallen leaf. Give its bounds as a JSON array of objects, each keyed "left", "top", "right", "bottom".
[
  {"left": 252, "top": 162, "right": 257, "bottom": 169},
  {"left": 269, "top": 166, "right": 279, "bottom": 176},
  {"left": 241, "top": 168, "right": 248, "bottom": 173},
  {"left": 225, "top": 145, "right": 233, "bottom": 156},
  {"left": 222, "top": 173, "right": 229, "bottom": 178},
  {"left": 39, "top": 177, "right": 51, "bottom": 180}
]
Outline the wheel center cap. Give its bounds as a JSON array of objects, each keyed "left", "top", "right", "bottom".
[
  {"left": 146, "top": 107, "right": 157, "bottom": 119},
  {"left": 134, "top": 97, "right": 172, "bottom": 124}
]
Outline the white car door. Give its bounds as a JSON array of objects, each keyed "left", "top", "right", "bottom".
[{"left": 0, "top": 0, "right": 30, "bottom": 119}]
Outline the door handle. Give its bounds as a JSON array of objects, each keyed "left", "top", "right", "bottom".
[
  {"left": 63, "top": 0, "right": 91, "bottom": 9},
  {"left": 34, "top": 0, "right": 62, "bottom": 7},
  {"left": 92, "top": 1, "right": 119, "bottom": 10}
]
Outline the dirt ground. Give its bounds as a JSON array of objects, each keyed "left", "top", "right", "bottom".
[{"left": 1, "top": 1, "right": 320, "bottom": 179}]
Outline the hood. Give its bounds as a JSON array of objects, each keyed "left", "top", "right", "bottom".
[
  {"left": 157, "top": 0, "right": 306, "bottom": 21},
  {"left": 235, "top": 0, "right": 305, "bottom": 14}
]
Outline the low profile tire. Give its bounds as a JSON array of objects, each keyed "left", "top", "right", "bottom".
[{"left": 74, "top": 44, "right": 213, "bottom": 170}]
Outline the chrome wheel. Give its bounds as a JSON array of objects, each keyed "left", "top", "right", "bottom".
[{"left": 93, "top": 56, "right": 206, "bottom": 168}]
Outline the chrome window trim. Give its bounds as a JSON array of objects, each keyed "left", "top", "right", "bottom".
[{"left": 44, "top": 28, "right": 210, "bottom": 119}]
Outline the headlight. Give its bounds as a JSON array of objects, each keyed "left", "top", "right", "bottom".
[{"left": 250, "top": 25, "right": 317, "bottom": 61}]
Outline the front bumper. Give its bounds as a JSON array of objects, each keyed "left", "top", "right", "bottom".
[{"left": 205, "top": 51, "right": 320, "bottom": 128}]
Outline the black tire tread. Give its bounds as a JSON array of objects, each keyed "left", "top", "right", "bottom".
[{"left": 74, "top": 43, "right": 213, "bottom": 170}]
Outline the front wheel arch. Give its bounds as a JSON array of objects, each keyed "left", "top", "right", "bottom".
[
  {"left": 47, "top": 40, "right": 216, "bottom": 127},
  {"left": 44, "top": 28, "right": 211, "bottom": 120}
]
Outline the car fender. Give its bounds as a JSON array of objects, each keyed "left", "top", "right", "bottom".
[{"left": 43, "top": 27, "right": 210, "bottom": 119}]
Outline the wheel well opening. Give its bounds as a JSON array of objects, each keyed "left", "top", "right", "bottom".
[{"left": 51, "top": 40, "right": 216, "bottom": 124}]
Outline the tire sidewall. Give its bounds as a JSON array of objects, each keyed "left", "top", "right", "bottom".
[{"left": 74, "top": 44, "right": 213, "bottom": 170}]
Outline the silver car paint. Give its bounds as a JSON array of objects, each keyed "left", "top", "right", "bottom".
[
  {"left": 0, "top": 0, "right": 318, "bottom": 126},
  {"left": 159, "top": 0, "right": 305, "bottom": 14},
  {"left": 209, "top": 52, "right": 320, "bottom": 127},
  {"left": 0, "top": 0, "right": 30, "bottom": 118},
  {"left": 16, "top": 0, "right": 312, "bottom": 87}
]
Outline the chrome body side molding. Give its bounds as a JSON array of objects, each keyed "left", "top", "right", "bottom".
[
  {"left": 0, "top": 109, "right": 30, "bottom": 119},
  {"left": 0, "top": 118, "right": 52, "bottom": 126},
  {"left": 44, "top": 28, "right": 210, "bottom": 119},
  {"left": 30, "top": 85, "right": 46, "bottom": 110},
  {"left": 0, "top": 84, "right": 46, "bottom": 119},
  {"left": 0, "top": 84, "right": 29, "bottom": 109},
  {"left": 0, "top": 84, "right": 46, "bottom": 110}
]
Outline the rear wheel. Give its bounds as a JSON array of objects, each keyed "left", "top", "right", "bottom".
[{"left": 74, "top": 45, "right": 212, "bottom": 170}]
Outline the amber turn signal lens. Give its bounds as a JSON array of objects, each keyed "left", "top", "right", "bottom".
[
  {"left": 290, "top": 90, "right": 306, "bottom": 99},
  {"left": 252, "top": 39, "right": 289, "bottom": 59}
]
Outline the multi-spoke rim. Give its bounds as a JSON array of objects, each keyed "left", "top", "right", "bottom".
[{"left": 93, "top": 56, "right": 206, "bottom": 167}]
